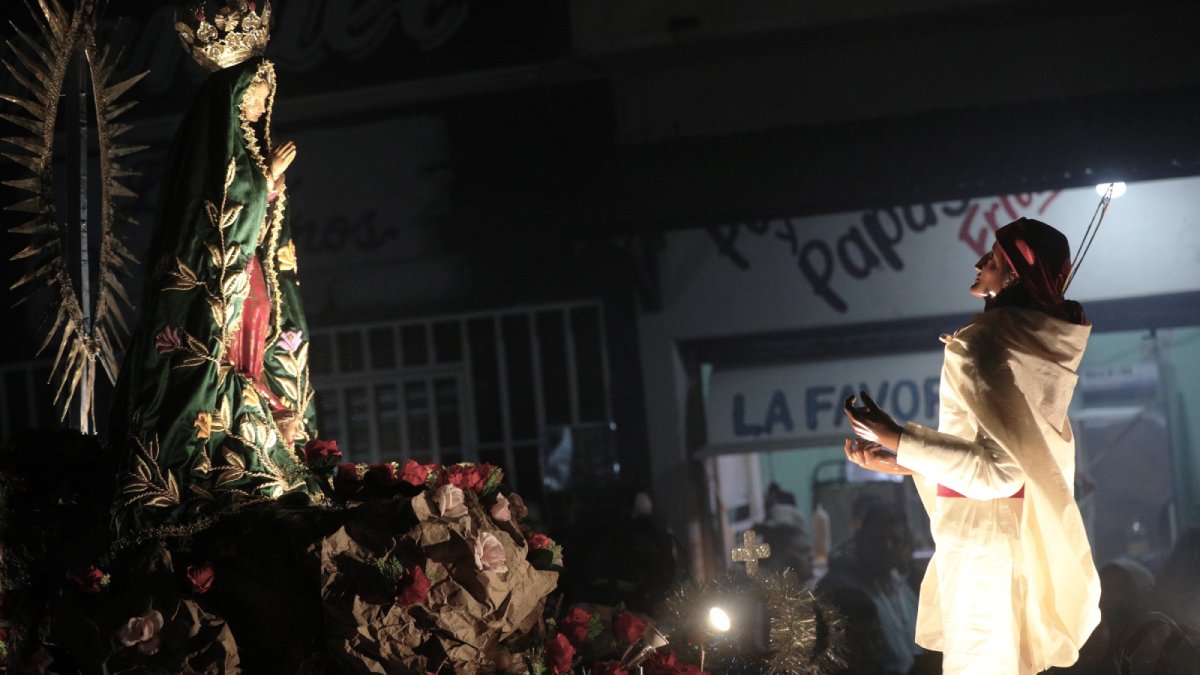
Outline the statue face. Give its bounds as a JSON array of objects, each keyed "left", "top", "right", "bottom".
[
  {"left": 970, "top": 241, "right": 1012, "bottom": 300},
  {"left": 240, "top": 80, "right": 270, "bottom": 123}
]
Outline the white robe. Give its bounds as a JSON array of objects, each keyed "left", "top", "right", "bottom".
[{"left": 896, "top": 307, "right": 1101, "bottom": 675}]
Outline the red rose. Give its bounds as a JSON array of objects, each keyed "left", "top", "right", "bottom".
[
  {"left": 400, "top": 459, "right": 430, "bottom": 486},
  {"left": 643, "top": 651, "right": 707, "bottom": 675},
  {"left": 591, "top": 662, "right": 630, "bottom": 675},
  {"left": 365, "top": 463, "right": 404, "bottom": 488},
  {"left": 529, "top": 533, "right": 552, "bottom": 549},
  {"left": 443, "top": 463, "right": 483, "bottom": 492},
  {"left": 612, "top": 611, "right": 648, "bottom": 645},
  {"left": 543, "top": 633, "right": 576, "bottom": 674},
  {"left": 396, "top": 564, "right": 431, "bottom": 605},
  {"left": 560, "top": 606, "right": 592, "bottom": 646},
  {"left": 303, "top": 438, "right": 341, "bottom": 465},
  {"left": 333, "top": 462, "right": 362, "bottom": 497},
  {"left": 68, "top": 564, "right": 107, "bottom": 593},
  {"left": 186, "top": 563, "right": 215, "bottom": 594},
  {"left": 474, "top": 463, "right": 499, "bottom": 491}
]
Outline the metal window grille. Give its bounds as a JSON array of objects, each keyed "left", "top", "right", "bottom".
[{"left": 309, "top": 300, "right": 612, "bottom": 496}]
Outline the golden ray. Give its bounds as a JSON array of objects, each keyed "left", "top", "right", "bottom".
[
  {"left": 2, "top": 176, "right": 40, "bottom": 193},
  {"left": 0, "top": 91, "right": 44, "bottom": 117},
  {"left": 2, "top": 150, "right": 44, "bottom": 173},
  {"left": 0, "top": 113, "right": 43, "bottom": 135},
  {"left": 2, "top": 62, "right": 45, "bottom": 101},
  {"left": 105, "top": 100, "right": 138, "bottom": 121},
  {"left": 109, "top": 143, "right": 148, "bottom": 158},
  {"left": 3, "top": 0, "right": 146, "bottom": 423},
  {"left": 5, "top": 40, "right": 52, "bottom": 84},
  {"left": 1, "top": 136, "right": 43, "bottom": 155},
  {"left": 10, "top": 260, "right": 54, "bottom": 291},
  {"left": 104, "top": 70, "right": 147, "bottom": 102},
  {"left": 9, "top": 218, "right": 51, "bottom": 235},
  {"left": 6, "top": 196, "right": 44, "bottom": 213}
]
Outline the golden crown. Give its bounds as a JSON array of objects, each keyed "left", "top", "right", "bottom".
[{"left": 175, "top": 0, "right": 272, "bottom": 72}]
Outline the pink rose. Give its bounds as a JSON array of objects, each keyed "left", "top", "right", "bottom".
[
  {"left": 490, "top": 493, "right": 511, "bottom": 522},
  {"left": 154, "top": 326, "right": 181, "bottom": 355},
  {"left": 543, "top": 633, "right": 576, "bottom": 674},
  {"left": 434, "top": 484, "right": 468, "bottom": 518},
  {"left": 276, "top": 329, "right": 303, "bottom": 353},
  {"left": 560, "top": 606, "right": 592, "bottom": 646},
  {"left": 613, "top": 611, "right": 648, "bottom": 645},
  {"left": 116, "top": 609, "right": 164, "bottom": 655},
  {"left": 187, "top": 563, "right": 215, "bottom": 594},
  {"left": 400, "top": 459, "right": 430, "bottom": 486},
  {"left": 68, "top": 564, "right": 107, "bottom": 593},
  {"left": 473, "top": 531, "right": 507, "bottom": 573},
  {"left": 396, "top": 564, "right": 431, "bottom": 605}
]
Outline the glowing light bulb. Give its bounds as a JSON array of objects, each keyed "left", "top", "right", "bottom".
[
  {"left": 1095, "top": 182, "right": 1127, "bottom": 198},
  {"left": 708, "top": 606, "right": 731, "bottom": 633}
]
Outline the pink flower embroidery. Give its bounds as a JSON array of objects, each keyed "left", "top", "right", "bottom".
[
  {"left": 116, "top": 609, "right": 164, "bottom": 655},
  {"left": 154, "top": 326, "right": 181, "bottom": 355},
  {"left": 490, "top": 493, "right": 511, "bottom": 522},
  {"left": 434, "top": 484, "right": 468, "bottom": 519},
  {"left": 473, "top": 531, "right": 507, "bottom": 573},
  {"left": 276, "top": 330, "right": 303, "bottom": 353}
]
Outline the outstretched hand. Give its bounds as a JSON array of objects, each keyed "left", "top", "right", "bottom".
[
  {"left": 843, "top": 391, "right": 904, "bottom": 451},
  {"left": 844, "top": 438, "right": 912, "bottom": 476},
  {"left": 269, "top": 140, "right": 297, "bottom": 181}
]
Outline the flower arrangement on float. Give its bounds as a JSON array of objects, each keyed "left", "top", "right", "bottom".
[
  {"left": 0, "top": 430, "right": 567, "bottom": 674},
  {"left": 306, "top": 447, "right": 563, "bottom": 674}
]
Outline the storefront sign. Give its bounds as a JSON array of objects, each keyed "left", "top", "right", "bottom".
[
  {"left": 650, "top": 177, "right": 1200, "bottom": 340},
  {"left": 704, "top": 351, "right": 946, "bottom": 452}
]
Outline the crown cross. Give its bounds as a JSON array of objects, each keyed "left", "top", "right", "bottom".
[{"left": 731, "top": 529, "right": 771, "bottom": 577}]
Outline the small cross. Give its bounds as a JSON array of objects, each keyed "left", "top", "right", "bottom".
[{"left": 731, "top": 529, "right": 771, "bottom": 577}]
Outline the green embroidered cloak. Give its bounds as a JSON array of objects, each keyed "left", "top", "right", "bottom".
[{"left": 110, "top": 58, "right": 324, "bottom": 547}]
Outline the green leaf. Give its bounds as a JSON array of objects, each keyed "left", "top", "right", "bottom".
[
  {"left": 586, "top": 613, "right": 605, "bottom": 641},
  {"left": 482, "top": 466, "right": 504, "bottom": 496}
]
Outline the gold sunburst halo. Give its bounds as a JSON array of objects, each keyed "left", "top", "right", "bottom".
[{"left": 2, "top": 0, "right": 147, "bottom": 423}]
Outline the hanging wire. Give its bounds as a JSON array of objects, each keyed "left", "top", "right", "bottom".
[{"left": 1063, "top": 182, "right": 1114, "bottom": 293}]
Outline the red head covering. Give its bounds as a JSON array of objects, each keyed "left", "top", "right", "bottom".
[{"left": 992, "top": 218, "right": 1085, "bottom": 323}]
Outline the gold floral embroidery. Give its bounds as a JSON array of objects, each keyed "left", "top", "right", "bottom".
[
  {"left": 194, "top": 411, "right": 213, "bottom": 439},
  {"left": 161, "top": 158, "right": 249, "bottom": 365},
  {"left": 277, "top": 240, "right": 296, "bottom": 272},
  {"left": 273, "top": 340, "right": 309, "bottom": 412},
  {"left": 118, "top": 436, "right": 182, "bottom": 509}
]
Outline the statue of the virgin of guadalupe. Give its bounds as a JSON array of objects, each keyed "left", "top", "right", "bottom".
[{"left": 109, "top": 1, "right": 326, "bottom": 548}]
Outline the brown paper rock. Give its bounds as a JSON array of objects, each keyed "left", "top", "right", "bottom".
[{"left": 314, "top": 491, "right": 558, "bottom": 673}]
